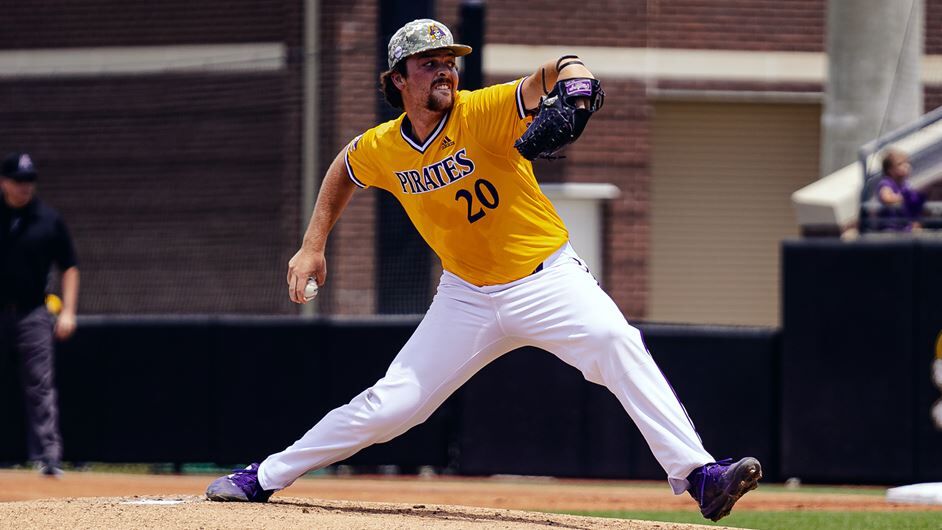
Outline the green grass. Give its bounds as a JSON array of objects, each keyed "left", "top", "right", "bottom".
[
  {"left": 573, "top": 481, "right": 888, "bottom": 496},
  {"left": 563, "top": 510, "right": 942, "bottom": 530},
  {"left": 748, "top": 484, "right": 887, "bottom": 496}
]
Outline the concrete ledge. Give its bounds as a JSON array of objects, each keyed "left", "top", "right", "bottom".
[
  {"left": 540, "top": 183, "right": 620, "bottom": 200},
  {"left": 0, "top": 43, "right": 285, "bottom": 77}
]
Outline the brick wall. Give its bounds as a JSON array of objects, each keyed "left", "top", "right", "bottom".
[
  {"left": 928, "top": 0, "right": 942, "bottom": 55},
  {"left": 563, "top": 80, "right": 652, "bottom": 318},
  {"left": 927, "top": 86, "right": 942, "bottom": 113},
  {"left": 0, "top": 72, "right": 302, "bottom": 313},
  {"left": 316, "top": 0, "right": 380, "bottom": 315},
  {"left": 6, "top": 0, "right": 941, "bottom": 316},
  {"left": 0, "top": 0, "right": 303, "bottom": 314},
  {"left": 924, "top": 86, "right": 942, "bottom": 201},
  {"left": 647, "top": 0, "right": 826, "bottom": 51},
  {"left": 439, "top": 0, "right": 826, "bottom": 52},
  {"left": 0, "top": 0, "right": 298, "bottom": 49}
]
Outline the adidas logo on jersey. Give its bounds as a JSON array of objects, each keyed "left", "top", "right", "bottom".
[{"left": 440, "top": 135, "right": 455, "bottom": 149}]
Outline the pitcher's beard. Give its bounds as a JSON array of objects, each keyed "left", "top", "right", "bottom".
[{"left": 426, "top": 91, "right": 454, "bottom": 112}]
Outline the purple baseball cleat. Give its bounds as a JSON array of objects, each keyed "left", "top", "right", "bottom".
[
  {"left": 686, "top": 457, "right": 762, "bottom": 521},
  {"left": 205, "top": 463, "right": 274, "bottom": 503}
]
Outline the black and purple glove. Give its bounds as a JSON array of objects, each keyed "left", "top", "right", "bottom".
[{"left": 514, "top": 78, "right": 605, "bottom": 160}]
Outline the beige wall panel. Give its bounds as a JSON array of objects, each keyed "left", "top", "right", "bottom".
[{"left": 650, "top": 102, "right": 821, "bottom": 326}]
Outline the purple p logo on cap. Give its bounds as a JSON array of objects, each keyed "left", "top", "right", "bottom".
[
  {"left": 1, "top": 152, "right": 38, "bottom": 181},
  {"left": 563, "top": 79, "right": 593, "bottom": 96},
  {"left": 18, "top": 154, "right": 34, "bottom": 172}
]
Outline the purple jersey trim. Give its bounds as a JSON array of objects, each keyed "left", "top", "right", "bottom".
[
  {"left": 515, "top": 76, "right": 528, "bottom": 119},
  {"left": 399, "top": 111, "right": 450, "bottom": 154},
  {"left": 344, "top": 137, "right": 367, "bottom": 188}
]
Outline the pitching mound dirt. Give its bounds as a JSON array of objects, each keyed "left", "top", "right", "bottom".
[
  {"left": 0, "top": 495, "right": 729, "bottom": 529},
  {"left": 3, "top": 469, "right": 937, "bottom": 529}
]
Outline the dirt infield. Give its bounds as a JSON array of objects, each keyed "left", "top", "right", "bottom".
[
  {"left": 2, "top": 496, "right": 725, "bottom": 530},
  {"left": 0, "top": 470, "right": 938, "bottom": 529}
]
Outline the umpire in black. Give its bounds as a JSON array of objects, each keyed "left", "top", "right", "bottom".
[{"left": 0, "top": 152, "right": 79, "bottom": 476}]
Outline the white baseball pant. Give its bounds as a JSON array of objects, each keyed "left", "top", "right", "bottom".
[{"left": 258, "top": 242, "right": 713, "bottom": 494}]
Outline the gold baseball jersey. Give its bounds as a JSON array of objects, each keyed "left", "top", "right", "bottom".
[{"left": 344, "top": 77, "right": 568, "bottom": 286}]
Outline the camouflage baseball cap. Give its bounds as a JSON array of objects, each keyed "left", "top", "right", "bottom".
[{"left": 387, "top": 19, "right": 472, "bottom": 70}]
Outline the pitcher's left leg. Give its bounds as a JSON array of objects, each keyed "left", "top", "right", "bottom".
[{"left": 502, "top": 257, "right": 712, "bottom": 493}]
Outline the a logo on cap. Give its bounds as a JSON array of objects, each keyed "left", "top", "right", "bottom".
[
  {"left": 428, "top": 24, "right": 446, "bottom": 42},
  {"left": 18, "top": 154, "right": 33, "bottom": 172}
]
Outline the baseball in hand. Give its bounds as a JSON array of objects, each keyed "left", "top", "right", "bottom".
[{"left": 304, "top": 277, "right": 319, "bottom": 301}]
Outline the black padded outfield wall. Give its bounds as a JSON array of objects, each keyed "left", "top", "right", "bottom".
[
  {"left": 5, "top": 241, "right": 939, "bottom": 483},
  {"left": 0, "top": 316, "right": 778, "bottom": 481},
  {"left": 625, "top": 325, "right": 780, "bottom": 481},
  {"left": 914, "top": 242, "right": 942, "bottom": 482},
  {"left": 55, "top": 316, "right": 448, "bottom": 468},
  {"left": 0, "top": 361, "right": 26, "bottom": 461},
  {"left": 323, "top": 319, "right": 455, "bottom": 469},
  {"left": 781, "top": 238, "right": 942, "bottom": 484}
]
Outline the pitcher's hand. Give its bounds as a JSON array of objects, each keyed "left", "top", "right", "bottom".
[{"left": 287, "top": 248, "right": 326, "bottom": 304}]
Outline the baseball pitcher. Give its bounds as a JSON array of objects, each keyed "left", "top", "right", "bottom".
[{"left": 206, "top": 19, "right": 761, "bottom": 522}]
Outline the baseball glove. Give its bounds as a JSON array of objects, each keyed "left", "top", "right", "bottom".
[{"left": 514, "top": 78, "right": 605, "bottom": 160}]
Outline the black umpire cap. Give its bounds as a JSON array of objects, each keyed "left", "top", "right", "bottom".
[{"left": 1, "top": 152, "right": 38, "bottom": 182}]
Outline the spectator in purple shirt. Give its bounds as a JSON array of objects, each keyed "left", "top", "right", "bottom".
[{"left": 876, "top": 149, "right": 926, "bottom": 232}]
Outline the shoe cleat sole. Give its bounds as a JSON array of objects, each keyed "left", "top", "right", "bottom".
[
  {"left": 205, "top": 476, "right": 250, "bottom": 502},
  {"left": 706, "top": 457, "right": 762, "bottom": 522}
]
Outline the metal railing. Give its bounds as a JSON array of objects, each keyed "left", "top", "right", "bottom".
[
  {"left": 857, "top": 105, "right": 942, "bottom": 233},
  {"left": 858, "top": 105, "right": 942, "bottom": 185}
]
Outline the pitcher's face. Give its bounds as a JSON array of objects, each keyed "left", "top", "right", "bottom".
[{"left": 399, "top": 50, "right": 458, "bottom": 113}]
